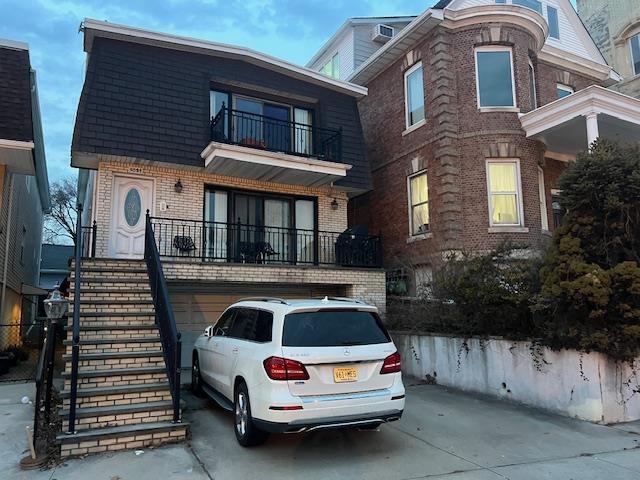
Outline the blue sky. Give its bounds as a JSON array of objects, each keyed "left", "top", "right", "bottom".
[{"left": 1, "top": 0, "right": 577, "bottom": 184}]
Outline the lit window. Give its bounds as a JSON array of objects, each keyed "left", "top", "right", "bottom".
[
  {"left": 547, "top": 6, "right": 560, "bottom": 39},
  {"left": 320, "top": 53, "right": 340, "bottom": 79},
  {"left": 404, "top": 62, "right": 425, "bottom": 128},
  {"left": 556, "top": 84, "right": 574, "bottom": 99},
  {"left": 486, "top": 161, "right": 523, "bottom": 226},
  {"left": 475, "top": 48, "right": 516, "bottom": 108},
  {"left": 408, "top": 172, "right": 429, "bottom": 235},
  {"left": 631, "top": 34, "right": 640, "bottom": 76}
]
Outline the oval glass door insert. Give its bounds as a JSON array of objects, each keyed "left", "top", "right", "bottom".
[{"left": 124, "top": 188, "right": 142, "bottom": 226}]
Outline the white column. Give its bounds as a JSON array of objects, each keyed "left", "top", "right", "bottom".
[{"left": 585, "top": 112, "right": 599, "bottom": 147}]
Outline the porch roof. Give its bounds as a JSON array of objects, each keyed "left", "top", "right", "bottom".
[
  {"left": 519, "top": 85, "right": 640, "bottom": 159},
  {"left": 200, "top": 142, "right": 351, "bottom": 188}
]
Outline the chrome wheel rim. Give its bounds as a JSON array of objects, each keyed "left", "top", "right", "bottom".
[{"left": 235, "top": 391, "right": 248, "bottom": 436}]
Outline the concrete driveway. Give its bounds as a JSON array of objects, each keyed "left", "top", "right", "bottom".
[{"left": 4, "top": 380, "right": 640, "bottom": 479}]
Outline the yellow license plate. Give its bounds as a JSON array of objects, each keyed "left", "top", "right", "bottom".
[{"left": 333, "top": 367, "right": 358, "bottom": 383}]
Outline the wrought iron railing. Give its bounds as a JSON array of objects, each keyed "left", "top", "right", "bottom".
[
  {"left": 33, "top": 316, "right": 57, "bottom": 444},
  {"left": 67, "top": 204, "right": 83, "bottom": 433},
  {"left": 149, "top": 216, "right": 382, "bottom": 268},
  {"left": 80, "top": 221, "right": 97, "bottom": 258},
  {"left": 144, "top": 212, "right": 182, "bottom": 423},
  {"left": 210, "top": 105, "right": 342, "bottom": 163}
]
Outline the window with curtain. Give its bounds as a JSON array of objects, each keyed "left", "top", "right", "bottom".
[
  {"left": 631, "top": 34, "right": 640, "bottom": 76},
  {"left": 404, "top": 62, "right": 425, "bottom": 128},
  {"left": 475, "top": 48, "right": 516, "bottom": 108},
  {"left": 487, "top": 161, "right": 522, "bottom": 226},
  {"left": 408, "top": 172, "right": 429, "bottom": 235}
]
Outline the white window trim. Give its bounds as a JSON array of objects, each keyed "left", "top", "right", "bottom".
[
  {"left": 538, "top": 166, "right": 549, "bottom": 231},
  {"left": 475, "top": 46, "right": 517, "bottom": 110},
  {"left": 528, "top": 59, "right": 537, "bottom": 110},
  {"left": 407, "top": 170, "right": 429, "bottom": 237},
  {"left": 556, "top": 83, "right": 574, "bottom": 97},
  {"left": 404, "top": 61, "right": 425, "bottom": 129},
  {"left": 485, "top": 158, "right": 525, "bottom": 228}
]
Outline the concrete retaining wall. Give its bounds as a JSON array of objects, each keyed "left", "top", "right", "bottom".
[{"left": 394, "top": 333, "right": 640, "bottom": 424}]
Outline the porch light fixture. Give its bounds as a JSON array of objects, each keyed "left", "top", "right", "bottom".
[
  {"left": 174, "top": 179, "right": 183, "bottom": 193},
  {"left": 331, "top": 198, "right": 339, "bottom": 210}
]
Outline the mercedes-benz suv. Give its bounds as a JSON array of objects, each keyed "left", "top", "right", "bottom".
[{"left": 191, "top": 297, "right": 405, "bottom": 446}]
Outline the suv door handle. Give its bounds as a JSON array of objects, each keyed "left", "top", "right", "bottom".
[{"left": 232, "top": 347, "right": 239, "bottom": 354}]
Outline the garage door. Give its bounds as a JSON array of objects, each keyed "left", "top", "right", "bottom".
[{"left": 169, "top": 283, "right": 345, "bottom": 334}]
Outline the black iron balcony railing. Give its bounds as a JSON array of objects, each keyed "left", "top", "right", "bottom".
[
  {"left": 149, "top": 216, "right": 382, "bottom": 268},
  {"left": 210, "top": 105, "right": 342, "bottom": 163},
  {"left": 80, "top": 221, "right": 97, "bottom": 258}
]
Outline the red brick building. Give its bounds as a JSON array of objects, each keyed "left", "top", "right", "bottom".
[{"left": 312, "top": 0, "right": 640, "bottom": 294}]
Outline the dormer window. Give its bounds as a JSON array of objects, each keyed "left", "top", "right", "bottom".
[
  {"left": 631, "top": 34, "right": 640, "bottom": 76},
  {"left": 547, "top": 6, "right": 559, "bottom": 40},
  {"left": 320, "top": 53, "right": 340, "bottom": 80}
]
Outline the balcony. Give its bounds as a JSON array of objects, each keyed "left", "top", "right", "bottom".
[
  {"left": 201, "top": 106, "right": 350, "bottom": 187},
  {"left": 149, "top": 216, "right": 382, "bottom": 268}
]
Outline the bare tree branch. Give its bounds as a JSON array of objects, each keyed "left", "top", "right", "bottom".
[{"left": 43, "top": 176, "right": 78, "bottom": 245}]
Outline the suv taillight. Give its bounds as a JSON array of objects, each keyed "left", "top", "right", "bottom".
[
  {"left": 263, "top": 356, "right": 310, "bottom": 381},
  {"left": 380, "top": 351, "right": 402, "bottom": 374}
]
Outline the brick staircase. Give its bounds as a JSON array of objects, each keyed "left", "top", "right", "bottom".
[{"left": 57, "top": 258, "right": 188, "bottom": 457}]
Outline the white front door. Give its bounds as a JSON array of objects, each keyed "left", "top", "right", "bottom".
[{"left": 110, "top": 175, "right": 154, "bottom": 258}]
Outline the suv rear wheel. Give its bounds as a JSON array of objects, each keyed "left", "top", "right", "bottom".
[
  {"left": 191, "top": 354, "right": 204, "bottom": 397},
  {"left": 234, "top": 382, "right": 268, "bottom": 446}
]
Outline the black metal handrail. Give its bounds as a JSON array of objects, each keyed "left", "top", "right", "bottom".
[
  {"left": 80, "top": 221, "right": 97, "bottom": 258},
  {"left": 149, "top": 216, "right": 382, "bottom": 268},
  {"left": 33, "top": 317, "right": 56, "bottom": 444},
  {"left": 144, "top": 211, "right": 182, "bottom": 423},
  {"left": 67, "top": 204, "right": 83, "bottom": 433},
  {"left": 210, "top": 105, "right": 342, "bottom": 163}
]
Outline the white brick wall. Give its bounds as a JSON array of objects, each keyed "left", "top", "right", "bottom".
[{"left": 93, "top": 161, "right": 349, "bottom": 257}]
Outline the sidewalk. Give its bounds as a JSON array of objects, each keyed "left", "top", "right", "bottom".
[{"left": 2, "top": 380, "right": 639, "bottom": 479}]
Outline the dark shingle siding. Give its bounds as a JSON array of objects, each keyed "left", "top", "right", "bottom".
[
  {"left": 0, "top": 47, "right": 33, "bottom": 142},
  {"left": 73, "top": 38, "right": 371, "bottom": 190}
]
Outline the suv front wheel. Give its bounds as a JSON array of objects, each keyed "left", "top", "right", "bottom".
[{"left": 234, "top": 382, "right": 269, "bottom": 446}]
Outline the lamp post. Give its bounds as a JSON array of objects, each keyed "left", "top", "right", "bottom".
[{"left": 20, "top": 285, "right": 68, "bottom": 470}]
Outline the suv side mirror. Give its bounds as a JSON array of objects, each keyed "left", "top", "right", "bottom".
[{"left": 204, "top": 326, "right": 214, "bottom": 337}]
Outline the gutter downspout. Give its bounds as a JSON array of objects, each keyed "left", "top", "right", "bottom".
[{"left": 1, "top": 173, "right": 15, "bottom": 321}]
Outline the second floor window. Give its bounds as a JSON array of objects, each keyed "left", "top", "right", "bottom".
[
  {"left": 408, "top": 172, "right": 429, "bottom": 235},
  {"left": 557, "top": 84, "right": 573, "bottom": 99},
  {"left": 404, "top": 62, "right": 425, "bottom": 128},
  {"left": 321, "top": 53, "right": 340, "bottom": 79},
  {"left": 486, "top": 160, "right": 523, "bottom": 227},
  {"left": 631, "top": 34, "right": 640, "bottom": 76},
  {"left": 210, "top": 90, "right": 314, "bottom": 156},
  {"left": 475, "top": 47, "right": 516, "bottom": 108}
]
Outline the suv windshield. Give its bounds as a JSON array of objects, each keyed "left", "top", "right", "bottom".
[{"left": 282, "top": 310, "right": 391, "bottom": 347}]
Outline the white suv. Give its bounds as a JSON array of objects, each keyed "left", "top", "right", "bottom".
[{"left": 191, "top": 297, "right": 405, "bottom": 446}]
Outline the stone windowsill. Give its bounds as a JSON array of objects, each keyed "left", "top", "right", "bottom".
[
  {"left": 479, "top": 106, "right": 520, "bottom": 113},
  {"left": 406, "top": 232, "right": 433, "bottom": 243},
  {"left": 402, "top": 119, "right": 426, "bottom": 136},
  {"left": 487, "top": 226, "right": 529, "bottom": 234}
]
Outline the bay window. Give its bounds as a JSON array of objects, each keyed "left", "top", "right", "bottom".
[
  {"left": 486, "top": 160, "right": 524, "bottom": 227},
  {"left": 475, "top": 47, "right": 516, "bottom": 108}
]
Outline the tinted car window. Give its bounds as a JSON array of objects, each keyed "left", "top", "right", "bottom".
[
  {"left": 282, "top": 310, "right": 390, "bottom": 347},
  {"left": 228, "top": 308, "right": 273, "bottom": 343},
  {"left": 214, "top": 309, "right": 236, "bottom": 337}
]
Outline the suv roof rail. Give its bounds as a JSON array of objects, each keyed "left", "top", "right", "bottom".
[
  {"left": 320, "top": 296, "right": 367, "bottom": 304},
  {"left": 237, "top": 297, "right": 290, "bottom": 305}
]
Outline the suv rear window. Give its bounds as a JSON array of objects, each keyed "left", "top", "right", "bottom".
[{"left": 282, "top": 310, "right": 391, "bottom": 347}]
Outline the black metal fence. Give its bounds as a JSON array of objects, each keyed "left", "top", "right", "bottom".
[
  {"left": 150, "top": 216, "right": 383, "bottom": 268},
  {"left": 211, "top": 106, "right": 342, "bottom": 163},
  {"left": 33, "top": 316, "right": 57, "bottom": 444},
  {"left": 0, "top": 317, "right": 45, "bottom": 382}
]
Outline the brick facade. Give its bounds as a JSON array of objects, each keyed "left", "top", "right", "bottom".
[{"left": 354, "top": 20, "right": 604, "bottom": 293}]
